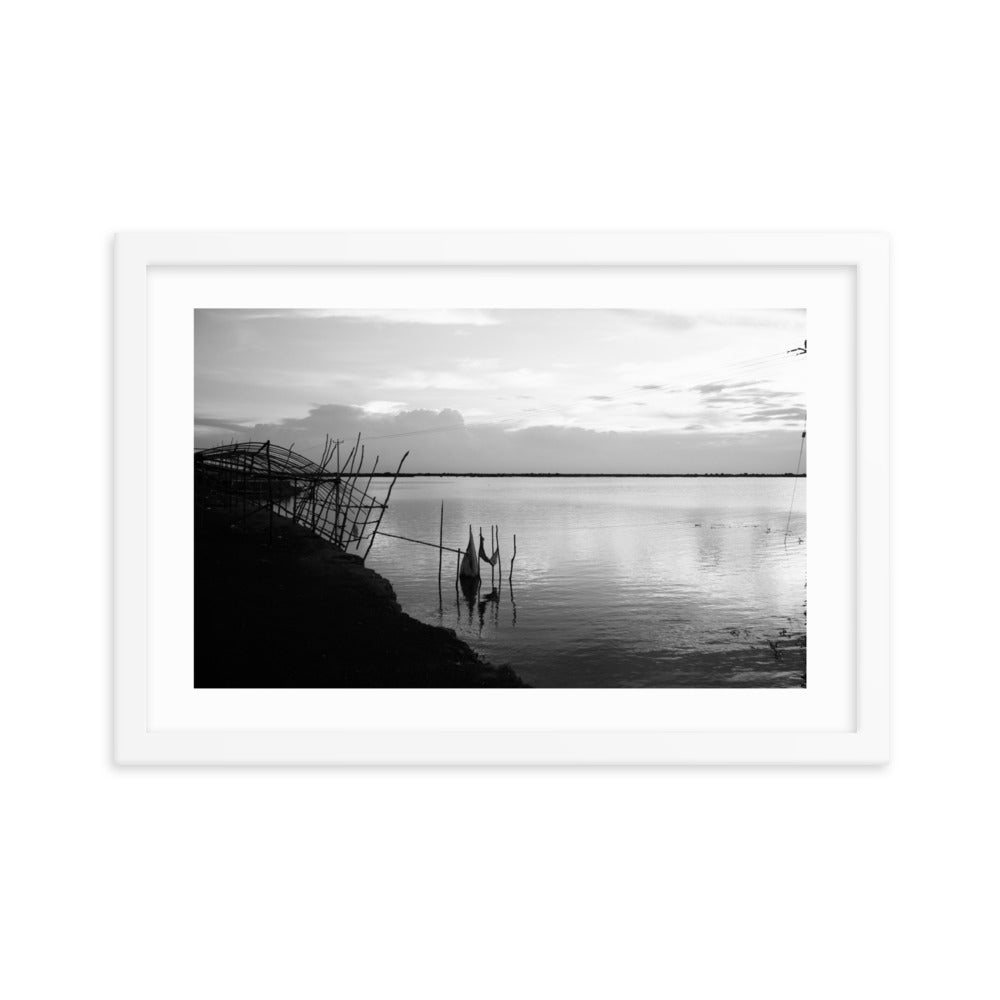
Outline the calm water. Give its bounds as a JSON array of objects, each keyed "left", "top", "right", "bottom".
[{"left": 365, "top": 477, "right": 806, "bottom": 687}]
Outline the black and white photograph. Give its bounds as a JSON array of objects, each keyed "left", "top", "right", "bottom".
[{"left": 194, "top": 307, "right": 807, "bottom": 688}]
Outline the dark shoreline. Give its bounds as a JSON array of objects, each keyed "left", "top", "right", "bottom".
[{"left": 195, "top": 505, "right": 525, "bottom": 688}]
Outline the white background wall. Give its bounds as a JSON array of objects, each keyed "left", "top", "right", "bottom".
[{"left": 3, "top": 2, "right": 997, "bottom": 997}]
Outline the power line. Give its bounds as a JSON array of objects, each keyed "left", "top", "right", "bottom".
[{"left": 362, "top": 422, "right": 468, "bottom": 441}]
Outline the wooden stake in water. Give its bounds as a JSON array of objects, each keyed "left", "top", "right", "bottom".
[
  {"left": 438, "top": 500, "right": 444, "bottom": 592},
  {"left": 784, "top": 430, "right": 807, "bottom": 541}
]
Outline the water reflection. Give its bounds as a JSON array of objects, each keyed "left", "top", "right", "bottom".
[
  {"left": 366, "top": 477, "right": 807, "bottom": 687},
  {"left": 455, "top": 575, "right": 506, "bottom": 636}
]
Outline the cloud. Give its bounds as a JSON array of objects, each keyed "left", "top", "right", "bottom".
[
  {"left": 195, "top": 308, "right": 808, "bottom": 469},
  {"left": 212, "top": 308, "right": 502, "bottom": 327},
  {"left": 611, "top": 308, "right": 804, "bottom": 335},
  {"left": 321, "top": 308, "right": 501, "bottom": 327},
  {"left": 755, "top": 406, "right": 807, "bottom": 417},
  {"left": 690, "top": 381, "right": 806, "bottom": 425},
  {"left": 194, "top": 414, "right": 256, "bottom": 435},
  {"left": 618, "top": 310, "right": 699, "bottom": 331},
  {"left": 381, "top": 366, "right": 553, "bottom": 393},
  {"left": 380, "top": 371, "right": 491, "bottom": 391},
  {"left": 742, "top": 405, "right": 807, "bottom": 423},
  {"left": 694, "top": 380, "right": 765, "bottom": 395},
  {"left": 362, "top": 400, "right": 408, "bottom": 414},
  {"left": 195, "top": 403, "right": 807, "bottom": 474},
  {"left": 698, "top": 309, "right": 806, "bottom": 330},
  {"left": 240, "top": 402, "right": 463, "bottom": 440}
]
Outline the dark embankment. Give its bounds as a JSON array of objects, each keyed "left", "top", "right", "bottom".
[{"left": 195, "top": 505, "right": 525, "bottom": 687}]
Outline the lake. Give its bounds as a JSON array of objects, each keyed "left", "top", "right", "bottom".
[{"left": 365, "top": 477, "right": 806, "bottom": 687}]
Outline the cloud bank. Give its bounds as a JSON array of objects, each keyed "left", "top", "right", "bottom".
[{"left": 195, "top": 403, "right": 807, "bottom": 474}]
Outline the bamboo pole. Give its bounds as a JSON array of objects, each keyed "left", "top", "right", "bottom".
[
  {"left": 438, "top": 501, "right": 444, "bottom": 592},
  {"left": 374, "top": 530, "right": 461, "bottom": 554},
  {"left": 362, "top": 451, "right": 409, "bottom": 562},
  {"left": 343, "top": 444, "right": 363, "bottom": 543},
  {"left": 266, "top": 440, "right": 273, "bottom": 544},
  {"left": 359, "top": 493, "right": 379, "bottom": 552},
  {"left": 350, "top": 454, "right": 380, "bottom": 550},
  {"left": 241, "top": 449, "right": 249, "bottom": 529},
  {"left": 341, "top": 436, "right": 363, "bottom": 545},
  {"left": 329, "top": 433, "right": 359, "bottom": 543},
  {"left": 333, "top": 435, "right": 341, "bottom": 545},
  {"left": 309, "top": 476, "right": 319, "bottom": 533}
]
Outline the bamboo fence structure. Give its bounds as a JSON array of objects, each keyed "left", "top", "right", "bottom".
[
  {"left": 196, "top": 439, "right": 518, "bottom": 603},
  {"left": 194, "top": 436, "right": 407, "bottom": 560}
]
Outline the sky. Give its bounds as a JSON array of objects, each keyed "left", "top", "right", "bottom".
[{"left": 194, "top": 308, "right": 807, "bottom": 473}]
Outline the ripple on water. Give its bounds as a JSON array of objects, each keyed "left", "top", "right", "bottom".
[{"left": 365, "top": 477, "right": 807, "bottom": 687}]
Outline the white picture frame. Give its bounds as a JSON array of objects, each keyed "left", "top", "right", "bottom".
[{"left": 115, "top": 232, "right": 889, "bottom": 765}]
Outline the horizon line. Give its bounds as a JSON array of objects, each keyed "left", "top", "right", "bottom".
[{"left": 363, "top": 472, "right": 807, "bottom": 478}]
